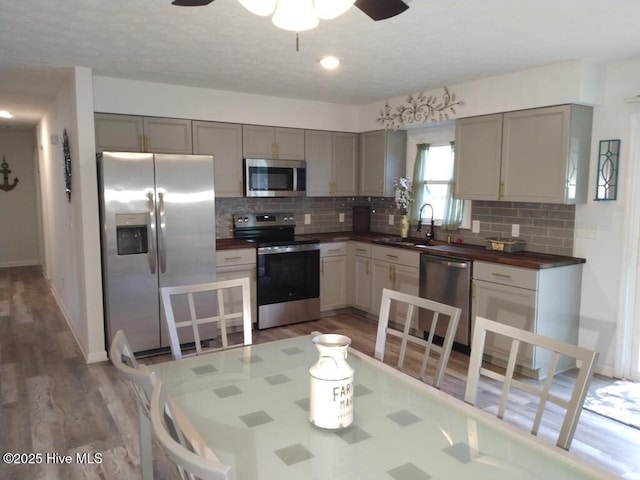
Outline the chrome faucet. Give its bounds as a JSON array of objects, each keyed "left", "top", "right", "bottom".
[{"left": 417, "top": 203, "right": 435, "bottom": 242}]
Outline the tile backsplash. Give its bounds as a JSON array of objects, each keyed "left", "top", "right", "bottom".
[{"left": 217, "top": 197, "right": 576, "bottom": 256}]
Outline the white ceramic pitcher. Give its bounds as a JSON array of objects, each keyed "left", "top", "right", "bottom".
[{"left": 309, "top": 334, "right": 354, "bottom": 429}]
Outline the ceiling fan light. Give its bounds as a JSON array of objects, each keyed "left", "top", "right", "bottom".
[
  {"left": 272, "top": 0, "right": 319, "bottom": 31},
  {"left": 238, "top": 0, "right": 276, "bottom": 16},
  {"left": 314, "top": 0, "right": 355, "bottom": 20}
]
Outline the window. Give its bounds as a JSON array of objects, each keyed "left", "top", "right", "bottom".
[{"left": 407, "top": 125, "right": 471, "bottom": 229}]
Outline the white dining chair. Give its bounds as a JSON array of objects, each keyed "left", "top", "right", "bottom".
[
  {"left": 160, "top": 277, "right": 253, "bottom": 360},
  {"left": 374, "top": 288, "right": 461, "bottom": 389},
  {"left": 109, "top": 329, "right": 157, "bottom": 480},
  {"left": 150, "top": 380, "right": 234, "bottom": 480},
  {"left": 464, "top": 316, "right": 599, "bottom": 450}
]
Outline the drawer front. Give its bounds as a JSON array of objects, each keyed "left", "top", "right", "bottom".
[
  {"left": 350, "top": 242, "right": 371, "bottom": 257},
  {"left": 473, "top": 261, "right": 537, "bottom": 290},
  {"left": 321, "top": 242, "right": 348, "bottom": 257},
  {"left": 216, "top": 248, "right": 255, "bottom": 267},
  {"left": 371, "top": 245, "right": 420, "bottom": 267}
]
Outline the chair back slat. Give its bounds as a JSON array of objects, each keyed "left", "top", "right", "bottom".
[
  {"left": 374, "top": 288, "right": 461, "bottom": 389},
  {"left": 161, "top": 277, "right": 253, "bottom": 360},
  {"left": 150, "top": 381, "right": 233, "bottom": 480},
  {"left": 464, "top": 316, "right": 599, "bottom": 450}
]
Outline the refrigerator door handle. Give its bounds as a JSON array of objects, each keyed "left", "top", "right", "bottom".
[
  {"left": 146, "top": 192, "right": 157, "bottom": 274},
  {"left": 158, "top": 191, "right": 167, "bottom": 273}
]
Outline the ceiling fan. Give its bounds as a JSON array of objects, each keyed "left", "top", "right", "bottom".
[{"left": 171, "top": 0, "right": 409, "bottom": 22}]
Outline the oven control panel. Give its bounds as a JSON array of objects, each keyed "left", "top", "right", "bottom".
[{"left": 234, "top": 213, "right": 296, "bottom": 229}]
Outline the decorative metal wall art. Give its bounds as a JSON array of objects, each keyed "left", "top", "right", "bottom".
[
  {"left": 62, "top": 129, "right": 72, "bottom": 202},
  {"left": 595, "top": 139, "right": 620, "bottom": 201},
  {"left": 377, "top": 87, "right": 464, "bottom": 130},
  {"left": 0, "top": 155, "right": 19, "bottom": 192}
]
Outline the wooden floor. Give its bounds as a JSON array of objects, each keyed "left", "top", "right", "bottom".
[{"left": 1, "top": 266, "right": 639, "bottom": 479}]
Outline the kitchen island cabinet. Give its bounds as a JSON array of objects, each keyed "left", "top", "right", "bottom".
[
  {"left": 242, "top": 125, "right": 305, "bottom": 160},
  {"left": 359, "top": 129, "right": 406, "bottom": 196},
  {"left": 305, "top": 130, "right": 358, "bottom": 196},
  {"left": 193, "top": 121, "right": 243, "bottom": 197},
  {"left": 454, "top": 104, "right": 592, "bottom": 204},
  {"left": 95, "top": 113, "right": 193, "bottom": 154},
  {"left": 320, "top": 242, "right": 348, "bottom": 312},
  {"left": 471, "top": 260, "right": 583, "bottom": 379}
]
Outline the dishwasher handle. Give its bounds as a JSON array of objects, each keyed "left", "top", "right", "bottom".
[{"left": 423, "top": 255, "right": 470, "bottom": 269}]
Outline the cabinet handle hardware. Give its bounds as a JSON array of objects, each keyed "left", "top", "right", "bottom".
[
  {"left": 224, "top": 256, "right": 242, "bottom": 261},
  {"left": 492, "top": 272, "right": 512, "bottom": 279},
  {"left": 366, "top": 260, "right": 369, "bottom": 275},
  {"left": 356, "top": 248, "right": 367, "bottom": 253},
  {"left": 392, "top": 265, "right": 397, "bottom": 281},
  {"left": 379, "top": 181, "right": 384, "bottom": 195},
  {"left": 388, "top": 264, "right": 393, "bottom": 281},
  {"left": 499, "top": 181, "right": 505, "bottom": 199},
  {"left": 321, "top": 259, "right": 324, "bottom": 274},
  {"left": 328, "top": 248, "right": 341, "bottom": 253},
  {"left": 386, "top": 254, "right": 399, "bottom": 260}
]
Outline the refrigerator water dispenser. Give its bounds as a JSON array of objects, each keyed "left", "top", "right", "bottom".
[{"left": 115, "top": 213, "right": 148, "bottom": 255}]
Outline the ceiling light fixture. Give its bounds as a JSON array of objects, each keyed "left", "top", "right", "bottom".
[
  {"left": 320, "top": 56, "right": 340, "bottom": 70},
  {"left": 0, "top": 110, "right": 13, "bottom": 119},
  {"left": 239, "top": 0, "right": 355, "bottom": 31}
]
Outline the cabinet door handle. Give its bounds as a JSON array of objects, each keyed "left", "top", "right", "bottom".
[
  {"left": 499, "top": 181, "right": 505, "bottom": 199},
  {"left": 224, "top": 256, "right": 242, "bottom": 261},
  {"left": 492, "top": 272, "right": 512, "bottom": 279},
  {"left": 386, "top": 254, "right": 399, "bottom": 260},
  {"left": 321, "top": 259, "right": 324, "bottom": 274},
  {"left": 366, "top": 260, "right": 369, "bottom": 275},
  {"left": 356, "top": 248, "right": 367, "bottom": 253},
  {"left": 328, "top": 248, "right": 342, "bottom": 253},
  {"left": 379, "top": 181, "right": 384, "bottom": 195}
]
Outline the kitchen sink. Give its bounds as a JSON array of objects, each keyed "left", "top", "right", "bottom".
[{"left": 373, "top": 237, "right": 447, "bottom": 249}]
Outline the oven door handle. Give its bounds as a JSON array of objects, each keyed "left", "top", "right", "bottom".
[{"left": 258, "top": 243, "right": 320, "bottom": 255}]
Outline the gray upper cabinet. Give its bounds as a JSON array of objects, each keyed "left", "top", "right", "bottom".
[
  {"left": 95, "top": 113, "right": 193, "bottom": 154},
  {"left": 359, "top": 129, "right": 406, "bottom": 196},
  {"left": 193, "top": 121, "right": 243, "bottom": 197},
  {"left": 305, "top": 130, "right": 358, "bottom": 196},
  {"left": 242, "top": 125, "right": 305, "bottom": 160},
  {"left": 454, "top": 114, "right": 503, "bottom": 201},
  {"left": 454, "top": 105, "right": 593, "bottom": 204}
]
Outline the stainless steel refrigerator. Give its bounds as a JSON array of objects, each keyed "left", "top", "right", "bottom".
[{"left": 98, "top": 151, "right": 216, "bottom": 352}]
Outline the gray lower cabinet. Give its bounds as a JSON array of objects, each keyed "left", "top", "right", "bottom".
[
  {"left": 193, "top": 121, "right": 243, "bottom": 197},
  {"left": 320, "top": 243, "right": 348, "bottom": 311},
  {"left": 305, "top": 130, "right": 358, "bottom": 196},
  {"left": 359, "top": 130, "right": 406, "bottom": 196},
  {"left": 95, "top": 113, "right": 193, "bottom": 154},
  {"left": 454, "top": 104, "right": 593, "bottom": 204},
  {"left": 215, "top": 248, "right": 257, "bottom": 324},
  {"left": 370, "top": 245, "right": 419, "bottom": 319},
  {"left": 242, "top": 125, "right": 305, "bottom": 160},
  {"left": 471, "top": 261, "right": 583, "bottom": 379},
  {"left": 348, "top": 242, "right": 372, "bottom": 313}
]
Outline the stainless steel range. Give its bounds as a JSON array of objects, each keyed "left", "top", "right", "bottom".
[{"left": 233, "top": 213, "right": 320, "bottom": 329}]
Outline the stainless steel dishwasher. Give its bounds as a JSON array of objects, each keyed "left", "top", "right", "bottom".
[{"left": 419, "top": 253, "right": 472, "bottom": 352}]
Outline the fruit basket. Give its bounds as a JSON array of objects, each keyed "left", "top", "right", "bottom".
[{"left": 485, "top": 237, "right": 526, "bottom": 253}]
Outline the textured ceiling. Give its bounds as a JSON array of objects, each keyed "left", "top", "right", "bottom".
[{"left": 1, "top": 0, "right": 640, "bottom": 127}]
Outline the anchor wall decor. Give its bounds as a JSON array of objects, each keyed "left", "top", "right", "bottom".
[{"left": 0, "top": 155, "right": 19, "bottom": 192}]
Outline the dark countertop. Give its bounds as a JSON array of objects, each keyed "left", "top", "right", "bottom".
[
  {"left": 306, "top": 232, "right": 586, "bottom": 270},
  {"left": 216, "top": 231, "right": 585, "bottom": 269}
]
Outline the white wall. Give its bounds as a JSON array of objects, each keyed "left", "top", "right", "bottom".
[
  {"left": 0, "top": 129, "right": 40, "bottom": 267},
  {"left": 93, "top": 76, "right": 360, "bottom": 132},
  {"left": 357, "top": 60, "right": 605, "bottom": 132},
  {"left": 575, "top": 58, "right": 640, "bottom": 377},
  {"left": 37, "top": 67, "right": 105, "bottom": 363}
]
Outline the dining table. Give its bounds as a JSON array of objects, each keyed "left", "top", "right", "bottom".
[{"left": 150, "top": 333, "right": 613, "bottom": 480}]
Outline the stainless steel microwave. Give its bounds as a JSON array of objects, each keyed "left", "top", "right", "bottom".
[{"left": 244, "top": 158, "right": 306, "bottom": 197}]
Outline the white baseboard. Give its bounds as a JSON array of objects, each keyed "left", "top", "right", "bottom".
[
  {"left": 0, "top": 259, "right": 41, "bottom": 268},
  {"left": 46, "top": 279, "right": 108, "bottom": 364}
]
